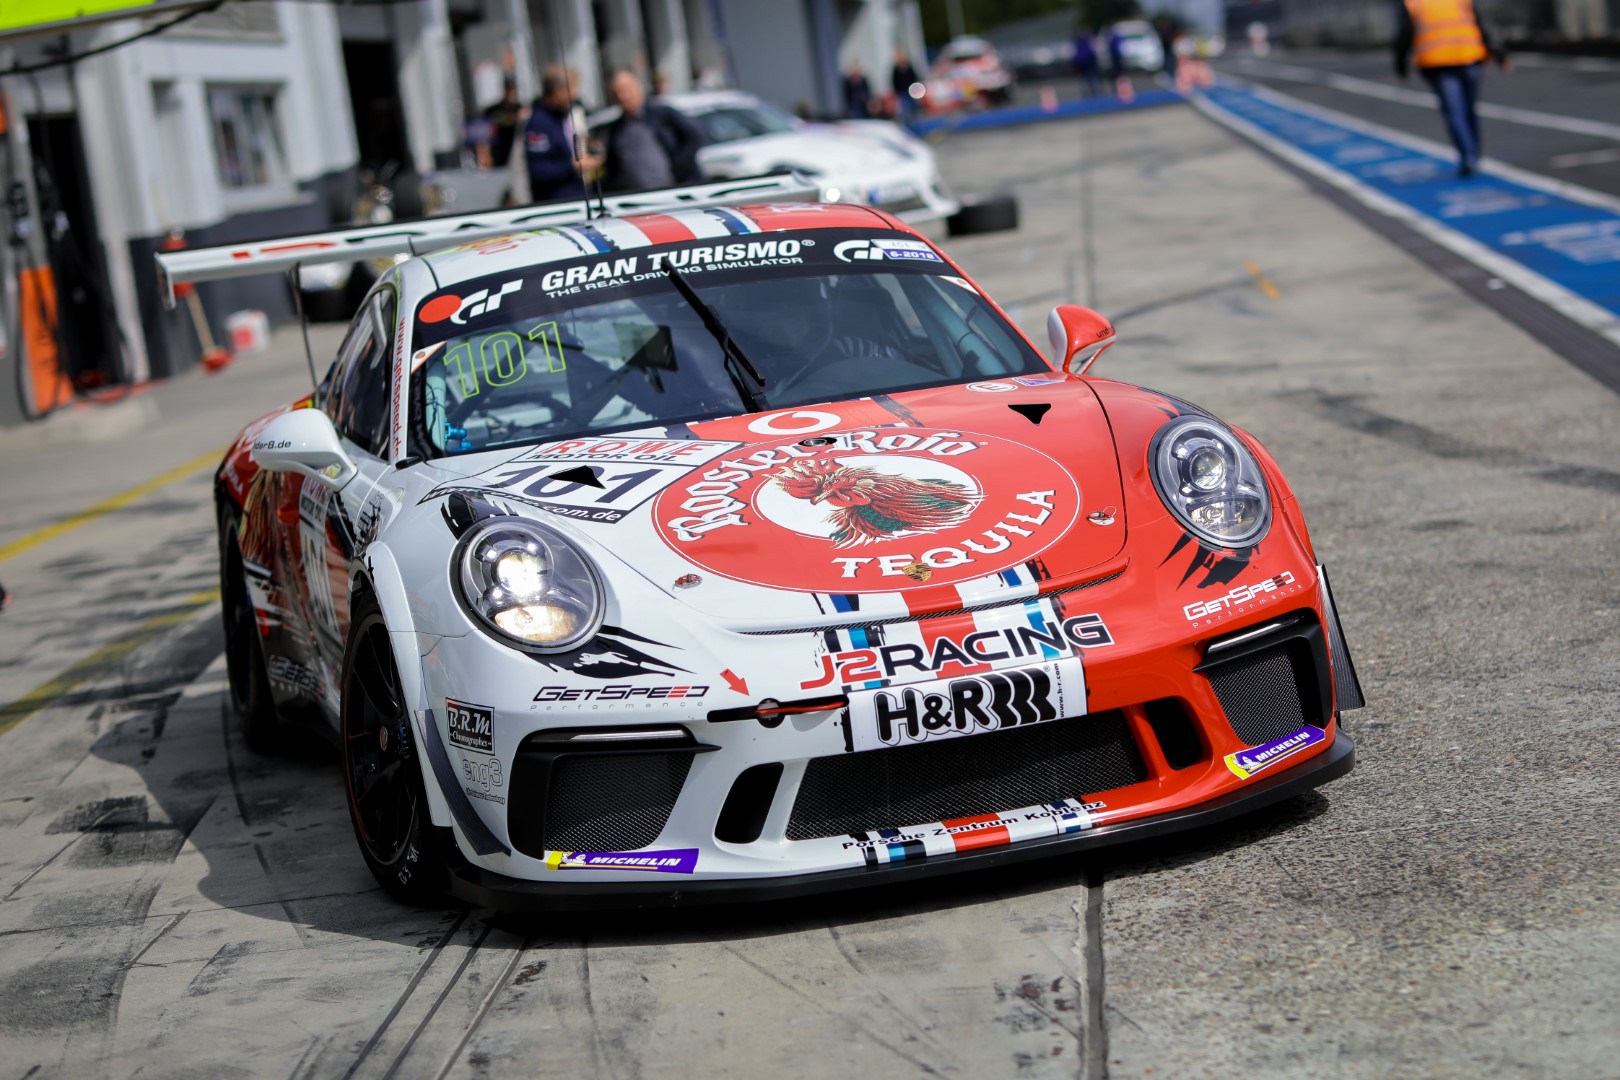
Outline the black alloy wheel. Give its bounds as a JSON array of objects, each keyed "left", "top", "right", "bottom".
[
  {"left": 341, "top": 592, "right": 449, "bottom": 905},
  {"left": 219, "top": 508, "right": 284, "bottom": 753}
]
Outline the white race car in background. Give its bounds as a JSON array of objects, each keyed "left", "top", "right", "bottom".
[{"left": 659, "top": 90, "right": 959, "bottom": 223}]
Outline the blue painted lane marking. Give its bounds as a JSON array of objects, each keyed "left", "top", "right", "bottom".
[
  {"left": 1198, "top": 83, "right": 1620, "bottom": 343},
  {"left": 911, "top": 89, "right": 1183, "bottom": 136}
]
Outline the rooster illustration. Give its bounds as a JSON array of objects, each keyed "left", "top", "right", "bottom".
[{"left": 773, "top": 458, "right": 979, "bottom": 548}]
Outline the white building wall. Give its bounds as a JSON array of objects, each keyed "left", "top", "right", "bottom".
[
  {"left": 527, "top": 0, "right": 606, "bottom": 109},
  {"left": 716, "top": 0, "right": 824, "bottom": 113},
  {"left": 642, "top": 0, "right": 693, "bottom": 92},
  {"left": 393, "top": 0, "right": 465, "bottom": 171},
  {"left": 11, "top": 1, "right": 360, "bottom": 384}
]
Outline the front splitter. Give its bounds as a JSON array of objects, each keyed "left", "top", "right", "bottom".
[{"left": 444, "top": 730, "right": 1355, "bottom": 912}]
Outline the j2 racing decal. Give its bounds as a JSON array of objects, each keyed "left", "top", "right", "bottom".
[
  {"left": 447, "top": 699, "right": 494, "bottom": 753},
  {"left": 843, "top": 797, "right": 1105, "bottom": 868},
  {"left": 801, "top": 612, "right": 1113, "bottom": 689},
  {"left": 543, "top": 849, "right": 698, "bottom": 873},
  {"left": 1224, "top": 725, "right": 1326, "bottom": 780},
  {"left": 845, "top": 656, "right": 1085, "bottom": 752},
  {"left": 652, "top": 427, "right": 1081, "bottom": 593}
]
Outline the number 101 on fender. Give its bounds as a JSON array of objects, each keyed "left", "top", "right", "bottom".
[{"left": 845, "top": 657, "right": 1086, "bottom": 752}]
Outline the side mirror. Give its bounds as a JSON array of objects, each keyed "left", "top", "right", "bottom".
[
  {"left": 250, "top": 408, "right": 358, "bottom": 490},
  {"left": 1046, "top": 304, "right": 1117, "bottom": 375}
]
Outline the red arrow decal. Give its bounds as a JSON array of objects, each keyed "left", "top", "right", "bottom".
[{"left": 721, "top": 669, "right": 748, "bottom": 696}]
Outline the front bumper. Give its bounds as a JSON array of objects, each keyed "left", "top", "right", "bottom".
[
  {"left": 421, "top": 557, "right": 1362, "bottom": 910},
  {"left": 443, "top": 730, "right": 1353, "bottom": 910}
]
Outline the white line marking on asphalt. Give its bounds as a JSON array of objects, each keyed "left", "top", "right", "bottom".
[
  {"left": 1195, "top": 83, "right": 1620, "bottom": 350},
  {"left": 1229, "top": 58, "right": 1620, "bottom": 142},
  {"left": 1550, "top": 148, "right": 1620, "bottom": 169}
]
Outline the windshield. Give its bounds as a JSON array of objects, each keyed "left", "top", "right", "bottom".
[
  {"left": 687, "top": 102, "right": 800, "bottom": 144},
  {"left": 410, "top": 228, "right": 1047, "bottom": 459}
]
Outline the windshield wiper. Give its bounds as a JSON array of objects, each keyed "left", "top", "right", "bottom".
[{"left": 661, "top": 264, "right": 768, "bottom": 412}]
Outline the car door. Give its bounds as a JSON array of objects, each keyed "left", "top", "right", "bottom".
[{"left": 297, "top": 288, "right": 397, "bottom": 715}]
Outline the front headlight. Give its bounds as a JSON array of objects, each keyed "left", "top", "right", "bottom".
[
  {"left": 1149, "top": 416, "right": 1271, "bottom": 548},
  {"left": 454, "top": 518, "right": 603, "bottom": 651}
]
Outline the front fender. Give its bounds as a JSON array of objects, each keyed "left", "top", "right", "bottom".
[{"left": 353, "top": 543, "right": 452, "bottom": 831}]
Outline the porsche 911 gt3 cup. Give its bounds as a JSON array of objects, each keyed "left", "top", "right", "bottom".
[{"left": 159, "top": 175, "right": 1360, "bottom": 910}]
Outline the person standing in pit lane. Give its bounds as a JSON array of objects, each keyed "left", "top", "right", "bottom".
[
  {"left": 596, "top": 69, "right": 706, "bottom": 194},
  {"left": 891, "top": 50, "right": 921, "bottom": 124},
  {"left": 1073, "top": 28, "right": 1101, "bottom": 98},
  {"left": 1394, "top": 0, "right": 1510, "bottom": 177},
  {"left": 843, "top": 59, "right": 872, "bottom": 118},
  {"left": 525, "top": 67, "right": 599, "bottom": 202}
]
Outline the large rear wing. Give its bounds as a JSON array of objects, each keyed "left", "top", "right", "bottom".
[{"left": 154, "top": 174, "right": 820, "bottom": 307}]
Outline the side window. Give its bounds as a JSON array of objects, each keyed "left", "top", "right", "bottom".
[
  {"left": 321, "top": 305, "right": 372, "bottom": 425},
  {"left": 333, "top": 298, "right": 391, "bottom": 456}
]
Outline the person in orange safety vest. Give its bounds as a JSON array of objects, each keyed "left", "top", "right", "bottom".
[{"left": 1394, "top": 0, "right": 1509, "bottom": 177}]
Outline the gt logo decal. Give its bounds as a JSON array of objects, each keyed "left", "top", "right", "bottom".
[{"left": 418, "top": 280, "right": 523, "bottom": 325}]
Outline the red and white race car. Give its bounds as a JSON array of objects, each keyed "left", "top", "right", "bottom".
[{"left": 160, "top": 175, "right": 1359, "bottom": 909}]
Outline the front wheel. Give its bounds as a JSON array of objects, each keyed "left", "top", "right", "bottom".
[{"left": 341, "top": 591, "right": 451, "bottom": 905}]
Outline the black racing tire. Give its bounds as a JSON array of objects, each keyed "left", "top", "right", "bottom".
[
  {"left": 218, "top": 506, "right": 285, "bottom": 755},
  {"left": 947, "top": 193, "right": 1020, "bottom": 237},
  {"left": 341, "top": 590, "right": 451, "bottom": 906}
]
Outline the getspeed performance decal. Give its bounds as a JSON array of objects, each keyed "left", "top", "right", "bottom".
[{"left": 651, "top": 427, "right": 1081, "bottom": 593}]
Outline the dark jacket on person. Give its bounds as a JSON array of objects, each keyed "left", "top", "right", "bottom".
[
  {"left": 843, "top": 71, "right": 872, "bottom": 118},
  {"left": 525, "top": 103, "right": 586, "bottom": 202},
  {"left": 891, "top": 59, "right": 920, "bottom": 98},
  {"left": 598, "top": 102, "right": 706, "bottom": 194}
]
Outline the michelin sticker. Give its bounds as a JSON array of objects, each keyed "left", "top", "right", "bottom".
[
  {"left": 543, "top": 848, "right": 698, "bottom": 873},
  {"left": 1224, "top": 725, "right": 1326, "bottom": 780}
]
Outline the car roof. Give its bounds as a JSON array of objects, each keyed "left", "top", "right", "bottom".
[{"left": 418, "top": 202, "right": 902, "bottom": 287}]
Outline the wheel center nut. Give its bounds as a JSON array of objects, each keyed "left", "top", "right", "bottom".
[{"left": 378, "top": 727, "right": 390, "bottom": 752}]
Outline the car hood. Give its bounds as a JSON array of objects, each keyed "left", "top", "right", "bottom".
[
  {"left": 418, "top": 377, "right": 1130, "bottom": 630},
  {"left": 697, "top": 124, "right": 923, "bottom": 178}
]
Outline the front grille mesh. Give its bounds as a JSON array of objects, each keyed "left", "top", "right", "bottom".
[
  {"left": 1206, "top": 645, "right": 1307, "bottom": 746},
  {"left": 542, "top": 753, "right": 692, "bottom": 852},
  {"left": 787, "top": 712, "right": 1146, "bottom": 841}
]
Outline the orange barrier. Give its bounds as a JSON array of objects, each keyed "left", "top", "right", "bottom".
[{"left": 18, "top": 265, "right": 71, "bottom": 415}]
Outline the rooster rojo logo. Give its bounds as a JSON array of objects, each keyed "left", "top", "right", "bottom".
[{"left": 652, "top": 428, "right": 1080, "bottom": 593}]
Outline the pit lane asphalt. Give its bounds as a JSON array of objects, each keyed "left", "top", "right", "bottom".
[{"left": 1, "top": 100, "right": 1617, "bottom": 1078}]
